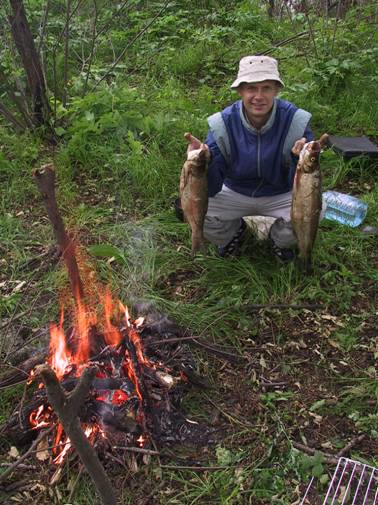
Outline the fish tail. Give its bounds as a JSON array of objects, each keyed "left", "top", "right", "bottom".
[
  {"left": 298, "top": 255, "right": 313, "bottom": 275},
  {"left": 191, "top": 234, "right": 203, "bottom": 257}
]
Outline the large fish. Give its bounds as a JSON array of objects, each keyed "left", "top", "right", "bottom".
[
  {"left": 179, "top": 133, "right": 209, "bottom": 256},
  {"left": 291, "top": 134, "right": 328, "bottom": 273}
]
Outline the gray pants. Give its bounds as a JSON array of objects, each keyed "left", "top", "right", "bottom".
[{"left": 204, "top": 185, "right": 297, "bottom": 249}]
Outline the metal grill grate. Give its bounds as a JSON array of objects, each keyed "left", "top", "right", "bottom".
[{"left": 301, "top": 457, "right": 378, "bottom": 505}]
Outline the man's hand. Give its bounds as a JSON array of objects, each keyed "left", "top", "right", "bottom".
[
  {"left": 184, "top": 133, "right": 210, "bottom": 161},
  {"left": 292, "top": 137, "right": 306, "bottom": 156}
]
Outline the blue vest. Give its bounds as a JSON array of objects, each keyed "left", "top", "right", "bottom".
[{"left": 206, "top": 98, "right": 312, "bottom": 197}]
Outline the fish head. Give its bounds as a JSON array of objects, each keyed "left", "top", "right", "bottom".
[
  {"left": 187, "top": 145, "right": 210, "bottom": 174},
  {"left": 298, "top": 141, "right": 321, "bottom": 173}
]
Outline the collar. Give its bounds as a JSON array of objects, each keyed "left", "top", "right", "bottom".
[{"left": 239, "top": 98, "right": 278, "bottom": 134}]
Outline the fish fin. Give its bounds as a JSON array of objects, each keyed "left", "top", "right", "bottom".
[{"left": 179, "top": 161, "right": 191, "bottom": 195}]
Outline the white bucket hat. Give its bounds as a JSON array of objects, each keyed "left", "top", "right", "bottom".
[{"left": 231, "top": 55, "right": 284, "bottom": 89}]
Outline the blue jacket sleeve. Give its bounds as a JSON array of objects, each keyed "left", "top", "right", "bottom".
[
  {"left": 205, "top": 130, "right": 228, "bottom": 197},
  {"left": 287, "top": 123, "right": 315, "bottom": 187}
]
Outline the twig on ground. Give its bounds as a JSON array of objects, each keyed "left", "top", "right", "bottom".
[
  {"left": 149, "top": 335, "right": 244, "bottom": 363},
  {"left": 160, "top": 464, "right": 234, "bottom": 471},
  {"left": 336, "top": 434, "right": 366, "bottom": 458},
  {"left": 292, "top": 441, "right": 339, "bottom": 465},
  {"left": 67, "top": 463, "right": 85, "bottom": 503},
  {"left": 0, "top": 426, "right": 53, "bottom": 483},
  {"left": 203, "top": 394, "right": 257, "bottom": 429},
  {"left": 243, "top": 303, "right": 324, "bottom": 310},
  {"left": 112, "top": 446, "right": 160, "bottom": 456}
]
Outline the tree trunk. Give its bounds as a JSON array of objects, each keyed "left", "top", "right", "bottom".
[{"left": 8, "top": 0, "right": 51, "bottom": 127}]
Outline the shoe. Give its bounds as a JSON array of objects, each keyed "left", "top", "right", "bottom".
[
  {"left": 268, "top": 233, "right": 295, "bottom": 263},
  {"left": 218, "top": 219, "right": 247, "bottom": 257}
]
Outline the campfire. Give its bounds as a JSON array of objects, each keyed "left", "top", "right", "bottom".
[
  {"left": 0, "top": 163, "right": 218, "bottom": 505},
  {"left": 25, "top": 288, "right": 200, "bottom": 466}
]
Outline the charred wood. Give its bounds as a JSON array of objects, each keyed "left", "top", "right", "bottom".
[{"left": 36, "top": 364, "right": 117, "bottom": 505}]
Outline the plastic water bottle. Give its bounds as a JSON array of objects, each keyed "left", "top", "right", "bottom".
[{"left": 322, "top": 191, "right": 368, "bottom": 227}]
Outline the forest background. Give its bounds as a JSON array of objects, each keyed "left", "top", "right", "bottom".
[{"left": 0, "top": 0, "right": 377, "bottom": 504}]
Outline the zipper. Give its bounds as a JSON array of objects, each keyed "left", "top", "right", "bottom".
[{"left": 252, "top": 131, "right": 263, "bottom": 197}]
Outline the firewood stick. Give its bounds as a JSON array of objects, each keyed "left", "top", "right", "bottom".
[
  {"left": 35, "top": 364, "right": 117, "bottom": 505},
  {"left": 0, "top": 425, "right": 53, "bottom": 483},
  {"left": 33, "top": 163, "right": 84, "bottom": 300}
]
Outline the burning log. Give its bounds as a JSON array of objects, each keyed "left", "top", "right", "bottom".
[
  {"left": 35, "top": 363, "right": 117, "bottom": 505},
  {"left": 33, "top": 163, "right": 84, "bottom": 300}
]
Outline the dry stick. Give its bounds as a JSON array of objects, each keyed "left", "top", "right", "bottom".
[
  {"left": 0, "top": 100, "right": 26, "bottom": 131},
  {"left": 204, "top": 394, "right": 256, "bottom": 429},
  {"left": 243, "top": 303, "right": 323, "bottom": 310},
  {"left": 112, "top": 446, "right": 160, "bottom": 456},
  {"left": 160, "top": 464, "right": 233, "bottom": 471},
  {"left": 260, "top": 31, "right": 309, "bottom": 55},
  {"left": 68, "top": 463, "right": 85, "bottom": 503},
  {"left": 149, "top": 335, "right": 244, "bottom": 363},
  {"left": 34, "top": 163, "right": 84, "bottom": 300},
  {"left": 93, "top": 0, "right": 170, "bottom": 90},
  {"left": 36, "top": 364, "right": 117, "bottom": 505},
  {"left": 336, "top": 434, "right": 366, "bottom": 458},
  {"left": 0, "top": 352, "right": 47, "bottom": 389},
  {"left": 292, "top": 441, "right": 339, "bottom": 466},
  {"left": 0, "top": 426, "right": 54, "bottom": 483}
]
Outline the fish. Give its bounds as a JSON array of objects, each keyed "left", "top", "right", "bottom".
[
  {"left": 291, "top": 134, "right": 328, "bottom": 273},
  {"left": 179, "top": 133, "right": 209, "bottom": 256}
]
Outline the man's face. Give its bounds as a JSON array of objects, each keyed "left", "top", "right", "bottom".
[{"left": 237, "top": 80, "right": 280, "bottom": 123}]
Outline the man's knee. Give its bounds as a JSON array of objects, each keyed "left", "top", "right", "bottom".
[{"left": 269, "top": 217, "right": 297, "bottom": 249}]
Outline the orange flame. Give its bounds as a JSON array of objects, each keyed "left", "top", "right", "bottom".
[{"left": 103, "top": 290, "right": 122, "bottom": 346}]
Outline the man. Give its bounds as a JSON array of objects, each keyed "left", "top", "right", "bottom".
[{"left": 186, "top": 55, "right": 313, "bottom": 260}]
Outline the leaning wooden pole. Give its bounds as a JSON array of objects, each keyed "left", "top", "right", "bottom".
[
  {"left": 34, "top": 163, "right": 84, "bottom": 300},
  {"left": 35, "top": 364, "right": 117, "bottom": 505}
]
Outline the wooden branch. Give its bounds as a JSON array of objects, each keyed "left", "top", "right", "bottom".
[
  {"left": 8, "top": 0, "right": 51, "bottom": 126},
  {"left": 0, "top": 352, "right": 47, "bottom": 388},
  {"left": 112, "top": 446, "right": 159, "bottom": 456},
  {"left": 0, "top": 100, "right": 26, "bottom": 132},
  {"left": 243, "top": 303, "right": 323, "bottom": 310},
  {"left": 260, "top": 31, "right": 310, "bottom": 55},
  {"left": 93, "top": 0, "right": 170, "bottom": 90},
  {"left": 160, "top": 464, "right": 233, "bottom": 471},
  {"left": 0, "top": 426, "right": 53, "bottom": 483},
  {"left": 336, "top": 434, "right": 366, "bottom": 458},
  {"left": 36, "top": 364, "right": 117, "bottom": 505},
  {"left": 33, "top": 163, "right": 84, "bottom": 301},
  {"left": 292, "top": 441, "right": 339, "bottom": 466},
  {"left": 149, "top": 335, "right": 244, "bottom": 363}
]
